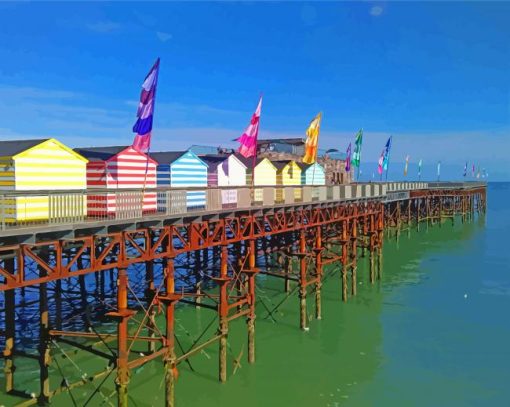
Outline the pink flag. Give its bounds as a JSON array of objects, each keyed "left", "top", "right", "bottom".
[
  {"left": 378, "top": 150, "right": 384, "bottom": 175},
  {"left": 237, "top": 97, "right": 262, "bottom": 158}
]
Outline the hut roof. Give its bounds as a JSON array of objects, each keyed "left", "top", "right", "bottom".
[
  {"left": 229, "top": 153, "right": 267, "bottom": 169},
  {"left": 0, "top": 138, "right": 50, "bottom": 157},
  {"left": 199, "top": 155, "right": 227, "bottom": 167},
  {"left": 74, "top": 146, "right": 129, "bottom": 162},
  {"left": 296, "top": 162, "right": 311, "bottom": 171},
  {"left": 149, "top": 151, "right": 187, "bottom": 165},
  {"left": 271, "top": 160, "right": 294, "bottom": 171}
]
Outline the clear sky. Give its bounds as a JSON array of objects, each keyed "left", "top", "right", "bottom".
[{"left": 0, "top": 1, "right": 509, "bottom": 181}]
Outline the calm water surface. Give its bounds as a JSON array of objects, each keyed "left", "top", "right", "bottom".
[{"left": 3, "top": 183, "right": 509, "bottom": 407}]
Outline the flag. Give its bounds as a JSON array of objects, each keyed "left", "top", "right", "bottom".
[
  {"left": 463, "top": 161, "right": 467, "bottom": 177},
  {"left": 345, "top": 142, "right": 352, "bottom": 172},
  {"left": 382, "top": 136, "right": 392, "bottom": 171},
  {"left": 303, "top": 112, "right": 322, "bottom": 164},
  {"left": 132, "top": 58, "right": 160, "bottom": 152},
  {"left": 437, "top": 161, "right": 441, "bottom": 179},
  {"left": 237, "top": 97, "right": 262, "bottom": 158},
  {"left": 404, "top": 155, "right": 410, "bottom": 177},
  {"left": 476, "top": 167, "right": 480, "bottom": 179},
  {"left": 377, "top": 150, "right": 384, "bottom": 175},
  {"left": 418, "top": 159, "right": 423, "bottom": 178},
  {"left": 351, "top": 129, "right": 363, "bottom": 167},
  {"left": 472, "top": 163, "right": 475, "bottom": 177}
]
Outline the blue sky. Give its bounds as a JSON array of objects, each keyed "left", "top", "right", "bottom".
[{"left": 0, "top": 1, "right": 509, "bottom": 180}]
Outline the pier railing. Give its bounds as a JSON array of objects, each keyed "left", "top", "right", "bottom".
[{"left": 0, "top": 181, "right": 485, "bottom": 232}]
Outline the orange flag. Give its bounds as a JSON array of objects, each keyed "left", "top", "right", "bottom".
[{"left": 303, "top": 112, "right": 322, "bottom": 164}]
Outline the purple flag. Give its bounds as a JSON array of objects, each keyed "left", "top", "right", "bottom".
[
  {"left": 132, "top": 58, "right": 160, "bottom": 152},
  {"left": 345, "top": 142, "right": 352, "bottom": 172}
]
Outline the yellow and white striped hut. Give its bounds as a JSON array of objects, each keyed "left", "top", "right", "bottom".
[{"left": 0, "top": 138, "right": 88, "bottom": 223}]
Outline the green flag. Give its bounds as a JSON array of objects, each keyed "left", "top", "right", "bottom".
[{"left": 351, "top": 129, "right": 363, "bottom": 167}]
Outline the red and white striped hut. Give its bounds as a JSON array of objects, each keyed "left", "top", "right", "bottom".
[{"left": 74, "top": 146, "right": 158, "bottom": 217}]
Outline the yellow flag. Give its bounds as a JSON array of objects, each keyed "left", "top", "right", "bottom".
[{"left": 303, "top": 112, "right": 322, "bottom": 164}]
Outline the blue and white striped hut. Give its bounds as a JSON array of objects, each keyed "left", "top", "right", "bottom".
[
  {"left": 298, "top": 162, "right": 326, "bottom": 185},
  {"left": 151, "top": 150, "right": 208, "bottom": 209}
]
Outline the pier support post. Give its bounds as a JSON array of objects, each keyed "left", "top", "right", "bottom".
[
  {"left": 341, "top": 220, "right": 348, "bottom": 302},
  {"left": 38, "top": 251, "right": 51, "bottom": 405},
  {"left": 377, "top": 204, "right": 384, "bottom": 281},
  {"left": 298, "top": 229, "right": 308, "bottom": 330},
  {"left": 219, "top": 245, "right": 229, "bottom": 382},
  {"left": 369, "top": 224, "right": 375, "bottom": 285},
  {"left": 247, "top": 239, "right": 257, "bottom": 364},
  {"left": 145, "top": 260, "right": 156, "bottom": 354},
  {"left": 351, "top": 211, "right": 358, "bottom": 296},
  {"left": 3, "top": 258, "right": 15, "bottom": 393},
  {"left": 314, "top": 226, "right": 323, "bottom": 320},
  {"left": 115, "top": 267, "right": 130, "bottom": 407},
  {"left": 163, "top": 257, "right": 177, "bottom": 407}
]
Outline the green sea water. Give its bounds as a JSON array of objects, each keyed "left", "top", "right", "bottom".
[{"left": 2, "top": 183, "right": 509, "bottom": 406}]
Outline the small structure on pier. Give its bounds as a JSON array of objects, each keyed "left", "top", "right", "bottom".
[
  {"left": 0, "top": 138, "right": 88, "bottom": 222},
  {"left": 299, "top": 162, "right": 326, "bottom": 185},
  {"left": 74, "top": 146, "right": 157, "bottom": 217},
  {"left": 199, "top": 154, "right": 248, "bottom": 187},
  {"left": 257, "top": 137, "right": 351, "bottom": 185},
  {"left": 272, "top": 160, "right": 302, "bottom": 202},
  {"left": 151, "top": 150, "right": 208, "bottom": 210},
  {"left": 251, "top": 157, "right": 277, "bottom": 186}
]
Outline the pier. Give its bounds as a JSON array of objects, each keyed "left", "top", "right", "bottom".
[{"left": 0, "top": 181, "right": 486, "bottom": 406}]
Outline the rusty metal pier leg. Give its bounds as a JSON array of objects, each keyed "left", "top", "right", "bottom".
[
  {"left": 377, "top": 206, "right": 384, "bottom": 281},
  {"left": 3, "top": 258, "right": 15, "bottom": 394},
  {"left": 351, "top": 213, "right": 358, "bottom": 296},
  {"left": 38, "top": 252, "right": 51, "bottom": 405},
  {"left": 341, "top": 220, "right": 348, "bottom": 302},
  {"left": 247, "top": 239, "right": 257, "bottom": 363},
  {"left": 219, "top": 245, "right": 229, "bottom": 382},
  {"left": 145, "top": 260, "right": 156, "bottom": 354},
  {"left": 114, "top": 267, "right": 131, "bottom": 407},
  {"left": 314, "top": 226, "right": 323, "bottom": 320},
  {"left": 369, "top": 217, "right": 375, "bottom": 285},
  {"left": 298, "top": 229, "right": 308, "bottom": 330},
  {"left": 163, "top": 257, "right": 177, "bottom": 407}
]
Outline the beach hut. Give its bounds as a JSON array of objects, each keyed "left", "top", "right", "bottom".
[
  {"left": 299, "top": 162, "right": 326, "bottom": 185},
  {"left": 250, "top": 157, "right": 277, "bottom": 186},
  {"left": 198, "top": 154, "right": 249, "bottom": 209},
  {"left": 245, "top": 158, "right": 278, "bottom": 203},
  {"left": 0, "top": 138, "right": 88, "bottom": 223},
  {"left": 272, "top": 160, "right": 302, "bottom": 202},
  {"left": 74, "top": 146, "right": 157, "bottom": 217},
  {"left": 150, "top": 150, "right": 208, "bottom": 210},
  {"left": 199, "top": 154, "right": 248, "bottom": 187},
  {"left": 198, "top": 155, "right": 224, "bottom": 187}
]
